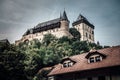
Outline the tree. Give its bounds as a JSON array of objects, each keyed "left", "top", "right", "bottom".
[
  {"left": 88, "top": 42, "right": 103, "bottom": 50},
  {"left": 0, "top": 44, "right": 27, "bottom": 80},
  {"left": 58, "top": 36, "right": 71, "bottom": 44},
  {"left": 42, "top": 34, "right": 57, "bottom": 46},
  {"left": 69, "top": 28, "right": 81, "bottom": 41},
  {"left": 71, "top": 41, "right": 89, "bottom": 55}
]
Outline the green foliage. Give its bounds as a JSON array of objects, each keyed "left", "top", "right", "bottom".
[
  {"left": 58, "top": 36, "right": 71, "bottom": 44},
  {"left": 69, "top": 28, "right": 81, "bottom": 41},
  {"left": 42, "top": 34, "right": 57, "bottom": 46},
  {"left": 88, "top": 42, "right": 103, "bottom": 50},
  {"left": 71, "top": 41, "right": 89, "bottom": 55},
  {"left": 0, "top": 33, "right": 105, "bottom": 80},
  {"left": 0, "top": 44, "right": 27, "bottom": 80}
]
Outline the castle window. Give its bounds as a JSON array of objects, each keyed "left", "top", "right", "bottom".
[
  {"left": 36, "top": 33, "right": 38, "bottom": 36},
  {"left": 92, "top": 31, "right": 94, "bottom": 34},
  {"left": 89, "top": 34, "right": 91, "bottom": 39},
  {"left": 53, "top": 29, "right": 55, "bottom": 32},
  {"left": 56, "top": 29, "right": 58, "bottom": 31},
  {"left": 86, "top": 33, "right": 88, "bottom": 37}
]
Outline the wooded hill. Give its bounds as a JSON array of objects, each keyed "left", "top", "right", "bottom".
[{"left": 0, "top": 28, "right": 108, "bottom": 80}]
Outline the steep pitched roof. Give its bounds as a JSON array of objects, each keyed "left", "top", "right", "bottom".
[
  {"left": 72, "top": 14, "right": 94, "bottom": 29},
  {"left": 60, "top": 10, "right": 69, "bottom": 21},
  {"left": 48, "top": 46, "right": 120, "bottom": 76},
  {"left": 35, "top": 18, "right": 61, "bottom": 28}
]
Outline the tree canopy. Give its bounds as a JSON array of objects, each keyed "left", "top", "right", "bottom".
[
  {"left": 0, "top": 33, "right": 104, "bottom": 80},
  {"left": 69, "top": 28, "right": 81, "bottom": 41}
]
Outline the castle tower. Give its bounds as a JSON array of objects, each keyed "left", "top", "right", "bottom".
[
  {"left": 58, "top": 10, "right": 72, "bottom": 38},
  {"left": 72, "top": 14, "right": 95, "bottom": 43},
  {"left": 60, "top": 10, "right": 69, "bottom": 31}
]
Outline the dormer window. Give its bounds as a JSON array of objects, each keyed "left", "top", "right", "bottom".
[
  {"left": 89, "top": 56, "right": 102, "bottom": 63},
  {"left": 85, "top": 50, "right": 106, "bottom": 63},
  {"left": 60, "top": 58, "right": 76, "bottom": 68},
  {"left": 63, "top": 61, "right": 74, "bottom": 68}
]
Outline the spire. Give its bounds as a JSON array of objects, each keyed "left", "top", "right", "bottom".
[{"left": 60, "top": 10, "right": 69, "bottom": 21}]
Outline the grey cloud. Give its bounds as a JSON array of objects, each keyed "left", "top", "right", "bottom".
[{"left": 0, "top": 0, "right": 120, "bottom": 45}]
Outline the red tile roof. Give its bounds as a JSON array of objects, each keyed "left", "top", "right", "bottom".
[{"left": 48, "top": 46, "right": 120, "bottom": 76}]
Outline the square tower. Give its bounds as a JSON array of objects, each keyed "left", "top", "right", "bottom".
[{"left": 72, "top": 14, "right": 95, "bottom": 43}]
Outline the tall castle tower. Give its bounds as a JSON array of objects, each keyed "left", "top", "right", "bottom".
[
  {"left": 72, "top": 14, "right": 95, "bottom": 43},
  {"left": 15, "top": 10, "right": 73, "bottom": 45}
]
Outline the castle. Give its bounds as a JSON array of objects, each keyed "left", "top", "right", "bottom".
[{"left": 15, "top": 10, "right": 95, "bottom": 45}]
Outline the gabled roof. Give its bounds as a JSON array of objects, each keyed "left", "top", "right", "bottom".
[
  {"left": 85, "top": 50, "right": 107, "bottom": 59},
  {"left": 72, "top": 14, "right": 94, "bottom": 29},
  {"left": 60, "top": 57, "right": 76, "bottom": 64},
  {"left": 48, "top": 46, "right": 120, "bottom": 76}
]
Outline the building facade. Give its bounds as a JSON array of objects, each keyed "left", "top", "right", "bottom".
[
  {"left": 48, "top": 46, "right": 120, "bottom": 80},
  {"left": 15, "top": 11, "right": 95, "bottom": 45},
  {"left": 72, "top": 14, "right": 95, "bottom": 43}
]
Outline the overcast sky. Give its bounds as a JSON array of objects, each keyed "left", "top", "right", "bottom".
[{"left": 0, "top": 0, "right": 120, "bottom": 46}]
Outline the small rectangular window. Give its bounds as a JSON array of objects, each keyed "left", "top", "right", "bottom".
[
  {"left": 86, "top": 33, "right": 88, "bottom": 37},
  {"left": 89, "top": 57, "right": 94, "bottom": 63},
  {"left": 95, "top": 56, "right": 101, "bottom": 62},
  {"left": 92, "top": 31, "right": 94, "bottom": 34},
  {"left": 89, "top": 34, "right": 91, "bottom": 39},
  {"left": 63, "top": 63, "right": 68, "bottom": 67},
  {"left": 68, "top": 62, "right": 73, "bottom": 67}
]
